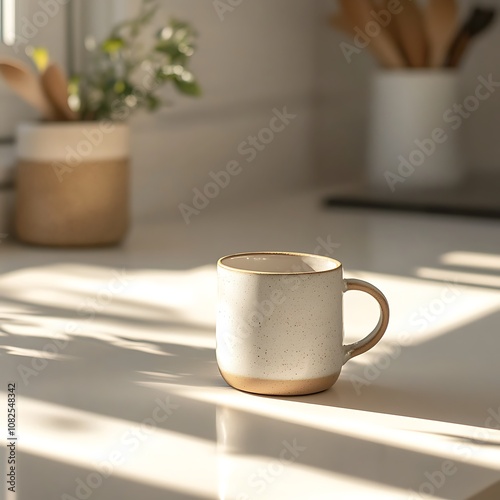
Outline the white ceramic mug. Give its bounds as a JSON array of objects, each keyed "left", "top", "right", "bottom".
[{"left": 216, "top": 252, "right": 390, "bottom": 396}]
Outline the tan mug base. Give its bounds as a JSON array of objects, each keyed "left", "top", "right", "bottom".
[
  {"left": 15, "top": 159, "right": 129, "bottom": 247},
  {"left": 219, "top": 369, "right": 341, "bottom": 396}
]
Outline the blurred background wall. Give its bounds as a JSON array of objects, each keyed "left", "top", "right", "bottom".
[
  {"left": 80, "top": 0, "right": 323, "bottom": 220},
  {"left": 82, "top": 0, "right": 500, "bottom": 221},
  {"left": 1, "top": 0, "right": 499, "bottom": 224}
]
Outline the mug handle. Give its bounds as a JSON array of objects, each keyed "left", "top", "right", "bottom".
[{"left": 343, "top": 278, "right": 390, "bottom": 363}]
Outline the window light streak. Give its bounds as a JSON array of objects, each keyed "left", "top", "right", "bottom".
[
  {"left": 162, "top": 385, "right": 500, "bottom": 471},
  {"left": 0, "top": 264, "right": 216, "bottom": 328},
  {"left": 417, "top": 267, "right": 500, "bottom": 289},
  {"left": 346, "top": 271, "right": 500, "bottom": 347},
  {"left": 0, "top": 345, "right": 73, "bottom": 360},
  {"left": 0, "top": 264, "right": 217, "bottom": 350},
  {"left": 441, "top": 252, "right": 500, "bottom": 271},
  {"left": 217, "top": 453, "right": 407, "bottom": 500},
  {"left": 0, "top": 395, "right": 415, "bottom": 500},
  {"left": 0, "top": 396, "right": 217, "bottom": 498},
  {"left": 1, "top": 311, "right": 215, "bottom": 350}
]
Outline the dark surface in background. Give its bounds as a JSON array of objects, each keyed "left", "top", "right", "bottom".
[
  {"left": 324, "top": 175, "right": 500, "bottom": 219},
  {"left": 324, "top": 195, "right": 500, "bottom": 219}
]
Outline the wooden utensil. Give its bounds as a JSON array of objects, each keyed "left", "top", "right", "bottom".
[
  {"left": 425, "top": 0, "right": 459, "bottom": 67},
  {"left": 345, "top": 0, "right": 404, "bottom": 58},
  {"left": 41, "top": 63, "right": 78, "bottom": 121},
  {"left": 445, "top": 8, "right": 496, "bottom": 68},
  {"left": 390, "top": 0, "right": 428, "bottom": 67},
  {"left": 338, "top": 0, "right": 406, "bottom": 68},
  {"left": 379, "top": 0, "right": 405, "bottom": 52},
  {"left": 0, "top": 58, "right": 58, "bottom": 120}
]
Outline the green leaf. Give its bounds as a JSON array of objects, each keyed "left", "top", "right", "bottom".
[
  {"left": 101, "top": 38, "right": 125, "bottom": 54},
  {"left": 68, "top": 75, "right": 80, "bottom": 95},
  {"left": 113, "top": 81, "right": 126, "bottom": 94},
  {"left": 173, "top": 77, "right": 201, "bottom": 96}
]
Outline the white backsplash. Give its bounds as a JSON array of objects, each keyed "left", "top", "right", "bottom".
[{"left": 2, "top": 0, "right": 499, "bottom": 228}]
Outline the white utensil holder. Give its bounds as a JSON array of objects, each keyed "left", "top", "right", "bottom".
[{"left": 368, "top": 70, "right": 465, "bottom": 192}]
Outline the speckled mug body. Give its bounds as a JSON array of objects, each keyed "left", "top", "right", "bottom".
[{"left": 216, "top": 256, "right": 345, "bottom": 396}]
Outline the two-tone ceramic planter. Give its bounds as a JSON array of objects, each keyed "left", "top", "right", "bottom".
[{"left": 15, "top": 121, "right": 129, "bottom": 246}]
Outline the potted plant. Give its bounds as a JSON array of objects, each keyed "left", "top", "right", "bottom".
[{"left": 9, "top": 0, "right": 200, "bottom": 246}]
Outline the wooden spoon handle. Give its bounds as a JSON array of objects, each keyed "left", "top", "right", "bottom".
[
  {"left": 0, "top": 58, "right": 58, "bottom": 120},
  {"left": 41, "top": 64, "right": 78, "bottom": 121},
  {"left": 391, "top": 0, "right": 428, "bottom": 67},
  {"left": 425, "top": 0, "right": 459, "bottom": 67},
  {"left": 338, "top": 0, "right": 406, "bottom": 68}
]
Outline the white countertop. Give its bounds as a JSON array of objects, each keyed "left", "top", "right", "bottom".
[{"left": 1, "top": 189, "right": 500, "bottom": 499}]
